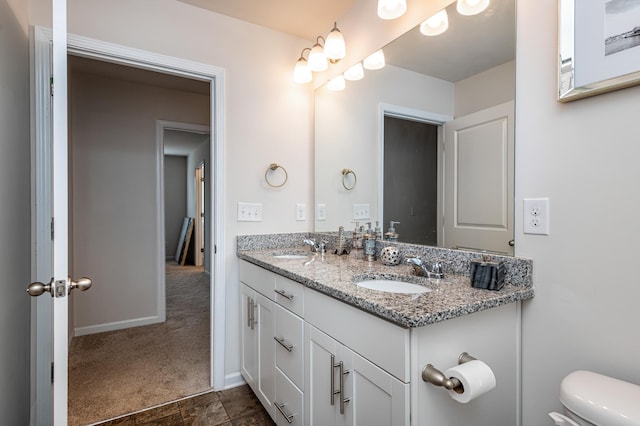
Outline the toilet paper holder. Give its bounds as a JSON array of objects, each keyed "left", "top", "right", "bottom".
[{"left": 422, "top": 352, "right": 477, "bottom": 392}]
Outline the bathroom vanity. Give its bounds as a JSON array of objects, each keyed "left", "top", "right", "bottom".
[{"left": 237, "top": 235, "right": 533, "bottom": 426}]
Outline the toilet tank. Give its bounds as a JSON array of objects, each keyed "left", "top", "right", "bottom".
[{"left": 560, "top": 370, "right": 640, "bottom": 426}]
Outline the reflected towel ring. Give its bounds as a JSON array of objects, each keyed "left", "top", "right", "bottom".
[
  {"left": 341, "top": 168, "right": 357, "bottom": 190},
  {"left": 265, "top": 163, "right": 288, "bottom": 188}
]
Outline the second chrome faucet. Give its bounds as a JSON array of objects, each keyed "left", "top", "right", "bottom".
[{"left": 405, "top": 257, "right": 445, "bottom": 280}]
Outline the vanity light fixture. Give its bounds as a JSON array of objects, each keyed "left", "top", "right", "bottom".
[
  {"left": 293, "top": 48, "right": 312, "bottom": 83},
  {"left": 420, "top": 9, "right": 449, "bottom": 36},
  {"left": 324, "top": 22, "right": 346, "bottom": 63},
  {"left": 363, "top": 49, "right": 385, "bottom": 70},
  {"left": 343, "top": 62, "right": 364, "bottom": 81},
  {"left": 293, "top": 22, "right": 347, "bottom": 83},
  {"left": 377, "top": 0, "right": 407, "bottom": 20},
  {"left": 456, "top": 0, "right": 490, "bottom": 16},
  {"left": 327, "top": 75, "right": 346, "bottom": 91}
]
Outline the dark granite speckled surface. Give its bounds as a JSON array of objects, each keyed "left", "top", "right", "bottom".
[{"left": 237, "top": 234, "right": 534, "bottom": 328}]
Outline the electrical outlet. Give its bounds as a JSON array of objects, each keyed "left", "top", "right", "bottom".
[
  {"left": 353, "top": 204, "right": 370, "bottom": 220},
  {"left": 523, "top": 198, "right": 549, "bottom": 235},
  {"left": 237, "top": 202, "right": 262, "bottom": 222},
  {"left": 317, "top": 204, "right": 327, "bottom": 221},
  {"left": 296, "top": 203, "right": 306, "bottom": 221}
]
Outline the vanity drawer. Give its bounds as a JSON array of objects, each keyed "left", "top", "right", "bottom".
[
  {"left": 274, "top": 274, "right": 304, "bottom": 316},
  {"left": 274, "top": 304, "right": 304, "bottom": 390},
  {"left": 239, "top": 260, "right": 276, "bottom": 300},
  {"left": 274, "top": 368, "right": 303, "bottom": 426},
  {"left": 305, "top": 288, "right": 411, "bottom": 383}
]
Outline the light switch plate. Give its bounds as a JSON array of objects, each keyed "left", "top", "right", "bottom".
[
  {"left": 353, "top": 204, "right": 370, "bottom": 220},
  {"left": 296, "top": 203, "right": 306, "bottom": 221},
  {"left": 317, "top": 204, "right": 327, "bottom": 221},
  {"left": 237, "top": 202, "right": 262, "bottom": 222},
  {"left": 523, "top": 198, "right": 549, "bottom": 235}
]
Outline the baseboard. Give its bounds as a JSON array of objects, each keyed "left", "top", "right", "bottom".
[
  {"left": 224, "top": 371, "right": 246, "bottom": 390},
  {"left": 74, "top": 315, "right": 163, "bottom": 337}
]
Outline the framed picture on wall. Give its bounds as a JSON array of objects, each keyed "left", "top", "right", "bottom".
[{"left": 558, "top": 0, "right": 640, "bottom": 102}]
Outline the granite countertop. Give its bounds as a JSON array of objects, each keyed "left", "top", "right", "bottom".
[{"left": 237, "top": 247, "right": 534, "bottom": 328}]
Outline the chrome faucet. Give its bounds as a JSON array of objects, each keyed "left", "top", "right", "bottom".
[
  {"left": 406, "top": 257, "right": 445, "bottom": 279},
  {"left": 303, "top": 238, "right": 327, "bottom": 254}
]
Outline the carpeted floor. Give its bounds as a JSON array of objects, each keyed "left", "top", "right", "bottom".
[{"left": 68, "top": 261, "right": 211, "bottom": 426}]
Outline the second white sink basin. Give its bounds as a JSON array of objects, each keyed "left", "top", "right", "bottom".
[{"left": 356, "top": 279, "right": 431, "bottom": 294}]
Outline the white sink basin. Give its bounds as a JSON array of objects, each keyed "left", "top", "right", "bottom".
[
  {"left": 273, "top": 254, "right": 309, "bottom": 259},
  {"left": 355, "top": 279, "right": 431, "bottom": 294}
]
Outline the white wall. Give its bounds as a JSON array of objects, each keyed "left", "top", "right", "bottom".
[
  {"left": 0, "top": 0, "right": 31, "bottom": 423},
  {"left": 164, "top": 155, "right": 188, "bottom": 259},
  {"left": 315, "top": 65, "right": 454, "bottom": 232},
  {"left": 517, "top": 1, "right": 640, "bottom": 424},
  {"left": 30, "top": 0, "right": 314, "bottom": 383},
  {"left": 70, "top": 70, "right": 209, "bottom": 334}
]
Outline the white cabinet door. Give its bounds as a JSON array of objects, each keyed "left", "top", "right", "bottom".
[
  {"left": 240, "top": 283, "right": 257, "bottom": 388},
  {"left": 256, "top": 293, "right": 276, "bottom": 413},
  {"left": 347, "top": 349, "right": 410, "bottom": 426},
  {"left": 305, "top": 324, "right": 345, "bottom": 426}
]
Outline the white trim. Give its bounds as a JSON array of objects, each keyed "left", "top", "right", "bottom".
[
  {"left": 32, "top": 28, "right": 227, "bottom": 401},
  {"left": 377, "top": 103, "right": 452, "bottom": 229},
  {"left": 74, "top": 315, "right": 163, "bottom": 337},
  {"left": 224, "top": 372, "right": 247, "bottom": 390},
  {"left": 155, "top": 124, "right": 167, "bottom": 324}
]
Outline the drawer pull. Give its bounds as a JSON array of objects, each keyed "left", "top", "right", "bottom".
[
  {"left": 274, "top": 336, "right": 294, "bottom": 352},
  {"left": 275, "top": 289, "right": 294, "bottom": 300},
  {"left": 275, "top": 401, "right": 294, "bottom": 424}
]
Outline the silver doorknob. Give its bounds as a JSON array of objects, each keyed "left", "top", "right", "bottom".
[
  {"left": 508, "top": 240, "right": 515, "bottom": 247},
  {"left": 27, "top": 279, "right": 54, "bottom": 297},
  {"left": 69, "top": 277, "right": 92, "bottom": 292}
]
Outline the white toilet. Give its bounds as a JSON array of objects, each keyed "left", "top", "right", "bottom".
[{"left": 549, "top": 370, "right": 640, "bottom": 426}]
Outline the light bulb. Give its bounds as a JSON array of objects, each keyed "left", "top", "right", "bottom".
[
  {"left": 363, "top": 50, "right": 385, "bottom": 70},
  {"left": 344, "top": 63, "right": 364, "bottom": 81},
  {"left": 324, "top": 23, "right": 346, "bottom": 63},
  {"left": 420, "top": 9, "right": 449, "bottom": 36},
  {"left": 327, "top": 75, "right": 345, "bottom": 91},
  {"left": 308, "top": 41, "right": 328, "bottom": 72},
  {"left": 456, "top": 0, "right": 490, "bottom": 16},
  {"left": 377, "top": 0, "right": 407, "bottom": 20},
  {"left": 293, "top": 58, "right": 312, "bottom": 83}
]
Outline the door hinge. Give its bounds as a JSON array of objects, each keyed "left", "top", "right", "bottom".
[
  {"left": 214, "top": 245, "right": 217, "bottom": 254},
  {"left": 51, "top": 362, "right": 54, "bottom": 383},
  {"left": 50, "top": 217, "right": 54, "bottom": 240},
  {"left": 50, "top": 76, "right": 54, "bottom": 97}
]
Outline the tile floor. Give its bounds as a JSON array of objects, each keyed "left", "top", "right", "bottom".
[{"left": 94, "top": 385, "right": 276, "bottom": 426}]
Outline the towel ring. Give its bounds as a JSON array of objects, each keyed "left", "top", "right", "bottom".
[
  {"left": 265, "top": 163, "right": 288, "bottom": 188},
  {"left": 341, "top": 168, "right": 357, "bottom": 190}
]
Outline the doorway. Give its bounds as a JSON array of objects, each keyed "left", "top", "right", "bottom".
[
  {"left": 66, "top": 56, "right": 212, "bottom": 424},
  {"left": 31, "top": 28, "right": 227, "bottom": 426}
]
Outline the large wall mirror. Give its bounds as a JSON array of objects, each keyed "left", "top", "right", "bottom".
[{"left": 314, "top": 0, "right": 516, "bottom": 255}]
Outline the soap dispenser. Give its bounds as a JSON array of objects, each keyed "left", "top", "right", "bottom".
[
  {"left": 374, "top": 221, "right": 383, "bottom": 241},
  {"left": 385, "top": 221, "right": 400, "bottom": 242},
  {"left": 363, "top": 222, "right": 376, "bottom": 261}
]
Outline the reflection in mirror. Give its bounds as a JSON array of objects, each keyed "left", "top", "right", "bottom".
[{"left": 314, "top": 0, "right": 516, "bottom": 255}]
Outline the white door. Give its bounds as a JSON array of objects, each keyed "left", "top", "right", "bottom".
[
  {"left": 443, "top": 101, "right": 514, "bottom": 255},
  {"left": 27, "top": 3, "right": 91, "bottom": 425}
]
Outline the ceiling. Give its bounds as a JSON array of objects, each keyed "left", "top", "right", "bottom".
[
  {"left": 177, "top": 0, "right": 357, "bottom": 40},
  {"left": 176, "top": 0, "right": 515, "bottom": 83}
]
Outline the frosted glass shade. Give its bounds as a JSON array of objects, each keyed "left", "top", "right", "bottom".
[
  {"left": 324, "top": 25, "right": 346, "bottom": 62},
  {"left": 363, "top": 50, "right": 385, "bottom": 70},
  {"left": 377, "top": 0, "right": 407, "bottom": 20},
  {"left": 293, "top": 58, "right": 312, "bottom": 83},
  {"left": 420, "top": 10, "right": 449, "bottom": 36},
  {"left": 327, "top": 75, "right": 345, "bottom": 91},
  {"left": 308, "top": 43, "right": 328, "bottom": 72},
  {"left": 344, "top": 63, "right": 364, "bottom": 81},
  {"left": 456, "top": 0, "right": 490, "bottom": 16}
]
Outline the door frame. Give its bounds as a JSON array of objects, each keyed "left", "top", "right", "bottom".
[
  {"left": 31, "top": 27, "right": 227, "bottom": 422},
  {"left": 377, "top": 103, "right": 452, "bottom": 239}
]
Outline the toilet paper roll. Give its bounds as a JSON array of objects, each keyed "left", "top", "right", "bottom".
[{"left": 444, "top": 360, "right": 496, "bottom": 403}]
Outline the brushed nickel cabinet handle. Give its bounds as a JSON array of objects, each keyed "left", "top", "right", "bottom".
[{"left": 274, "top": 336, "right": 294, "bottom": 352}]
